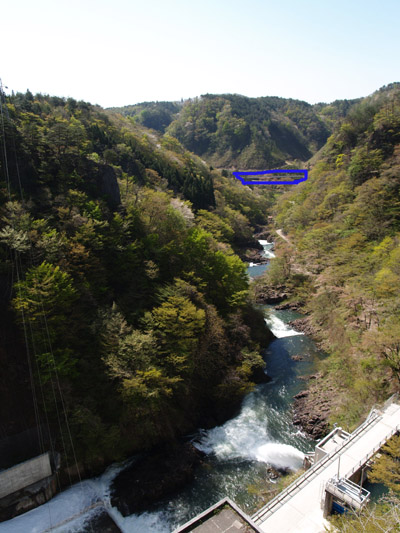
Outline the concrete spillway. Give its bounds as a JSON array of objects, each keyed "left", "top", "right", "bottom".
[
  {"left": 174, "top": 397, "right": 400, "bottom": 533},
  {"left": 252, "top": 399, "right": 400, "bottom": 533}
]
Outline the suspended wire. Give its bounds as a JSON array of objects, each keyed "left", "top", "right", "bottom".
[
  {"left": 5, "top": 85, "right": 73, "bottom": 488},
  {"left": 0, "top": 82, "right": 95, "bottom": 531},
  {"left": 0, "top": 79, "right": 54, "bottom": 530},
  {"left": 11, "top": 109, "right": 81, "bottom": 482},
  {"left": 23, "top": 264, "right": 73, "bottom": 489},
  {"left": 0, "top": 83, "right": 43, "bottom": 449}
]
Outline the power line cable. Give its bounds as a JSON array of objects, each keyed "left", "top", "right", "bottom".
[{"left": 1, "top": 83, "right": 95, "bottom": 532}]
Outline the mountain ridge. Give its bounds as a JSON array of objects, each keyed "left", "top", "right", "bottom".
[{"left": 109, "top": 92, "right": 365, "bottom": 170}]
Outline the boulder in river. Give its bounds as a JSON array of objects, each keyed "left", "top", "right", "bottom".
[
  {"left": 266, "top": 466, "right": 281, "bottom": 481},
  {"left": 291, "top": 354, "right": 306, "bottom": 362},
  {"left": 251, "top": 365, "right": 272, "bottom": 384},
  {"left": 110, "top": 442, "right": 204, "bottom": 516}
]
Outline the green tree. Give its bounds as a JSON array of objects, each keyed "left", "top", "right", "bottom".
[
  {"left": 369, "top": 434, "right": 400, "bottom": 492},
  {"left": 196, "top": 209, "right": 234, "bottom": 243},
  {"left": 145, "top": 294, "right": 206, "bottom": 375},
  {"left": 12, "top": 262, "right": 78, "bottom": 380},
  {"left": 329, "top": 494, "right": 400, "bottom": 532}
]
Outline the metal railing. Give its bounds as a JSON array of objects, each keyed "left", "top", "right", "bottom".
[
  {"left": 173, "top": 497, "right": 263, "bottom": 533},
  {"left": 383, "top": 393, "right": 399, "bottom": 410},
  {"left": 252, "top": 406, "right": 387, "bottom": 524},
  {"left": 326, "top": 476, "right": 370, "bottom": 509},
  {"left": 345, "top": 423, "right": 400, "bottom": 480}
]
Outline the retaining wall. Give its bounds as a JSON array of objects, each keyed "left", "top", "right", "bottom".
[{"left": 0, "top": 453, "right": 52, "bottom": 499}]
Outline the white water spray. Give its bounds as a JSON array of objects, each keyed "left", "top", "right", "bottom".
[
  {"left": 0, "top": 457, "right": 173, "bottom": 533},
  {"left": 265, "top": 314, "right": 303, "bottom": 338},
  {"left": 258, "top": 240, "right": 276, "bottom": 259},
  {"left": 194, "top": 392, "right": 304, "bottom": 472}
]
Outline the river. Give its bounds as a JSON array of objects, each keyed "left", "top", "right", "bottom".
[{"left": 0, "top": 241, "right": 325, "bottom": 533}]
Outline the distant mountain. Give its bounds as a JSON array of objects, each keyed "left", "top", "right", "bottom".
[
  {"left": 110, "top": 94, "right": 360, "bottom": 169},
  {"left": 111, "top": 100, "right": 181, "bottom": 132}
]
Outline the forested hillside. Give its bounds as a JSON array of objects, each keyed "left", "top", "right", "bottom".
[
  {"left": 111, "top": 94, "right": 359, "bottom": 170},
  {"left": 260, "top": 82, "right": 400, "bottom": 427},
  {"left": 0, "top": 90, "right": 274, "bottom": 474}
]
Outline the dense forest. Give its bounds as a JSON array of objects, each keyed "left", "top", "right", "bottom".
[
  {"left": 111, "top": 94, "right": 360, "bottom": 170},
  {"left": 0, "top": 90, "right": 275, "bottom": 475}
]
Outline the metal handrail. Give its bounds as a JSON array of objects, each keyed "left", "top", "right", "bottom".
[
  {"left": 326, "top": 477, "right": 370, "bottom": 508},
  {"left": 252, "top": 408, "right": 385, "bottom": 523},
  {"left": 383, "top": 393, "right": 399, "bottom": 410},
  {"left": 328, "top": 475, "right": 370, "bottom": 497},
  {"left": 345, "top": 423, "right": 400, "bottom": 479}
]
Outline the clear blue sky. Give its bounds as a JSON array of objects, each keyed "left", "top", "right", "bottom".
[{"left": 2, "top": 0, "right": 399, "bottom": 107}]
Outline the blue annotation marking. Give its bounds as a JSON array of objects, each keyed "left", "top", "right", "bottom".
[{"left": 232, "top": 169, "right": 308, "bottom": 185}]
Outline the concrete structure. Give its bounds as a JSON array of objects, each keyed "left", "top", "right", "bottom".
[
  {"left": 314, "top": 427, "right": 350, "bottom": 463},
  {"left": 252, "top": 398, "right": 400, "bottom": 532},
  {"left": 0, "top": 453, "right": 52, "bottom": 499},
  {"left": 176, "top": 396, "right": 400, "bottom": 533},
  {"left": 323, "top": 476, "right": 370, "bottom": 515},
  {"left": 0, "top": 425, "right": 51, "bottom": 470},
  {"left": 173, "top": 498, "right": 262, "bottom": 533},
  {"left": 0, "top": 452, "right": 60, "bottom": 521}
]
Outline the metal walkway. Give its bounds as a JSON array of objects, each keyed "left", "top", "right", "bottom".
[{"left": 252, "top": 400, "right": 400, "bottom": 533}]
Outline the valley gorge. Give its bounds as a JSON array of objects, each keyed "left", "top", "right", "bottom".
[{"left": 1, "top": 82, "right": 400, "bottom": 532}]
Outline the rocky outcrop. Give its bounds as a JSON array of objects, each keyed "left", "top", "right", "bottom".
[
  {"left": 292, "top": 378, "right": 333, "bottom": 439},
  {"left": 274, "top": 301, "right": 302, "bottom": 311},
  {"left": 254, "top": 229, "right": 273, "bottom": 242},
  {"left": 288, "top": 318, "right": 317, "bottom": 337},
  {"left": 93, "top": 164, "right": 121, "bottom": 208},
  {"left": 254, "top": 285, "right": 288, "bottom": 304},
  {"left": 242, "top": 248, "right": 269, "bottom": 264},
  {"left": 111, "top": 442, "right": 204, "bottom": 516}
]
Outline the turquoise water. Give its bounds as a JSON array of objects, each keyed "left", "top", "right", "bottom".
[{"left": 247, "top": 263, "right": 269, "bottom": 277}]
